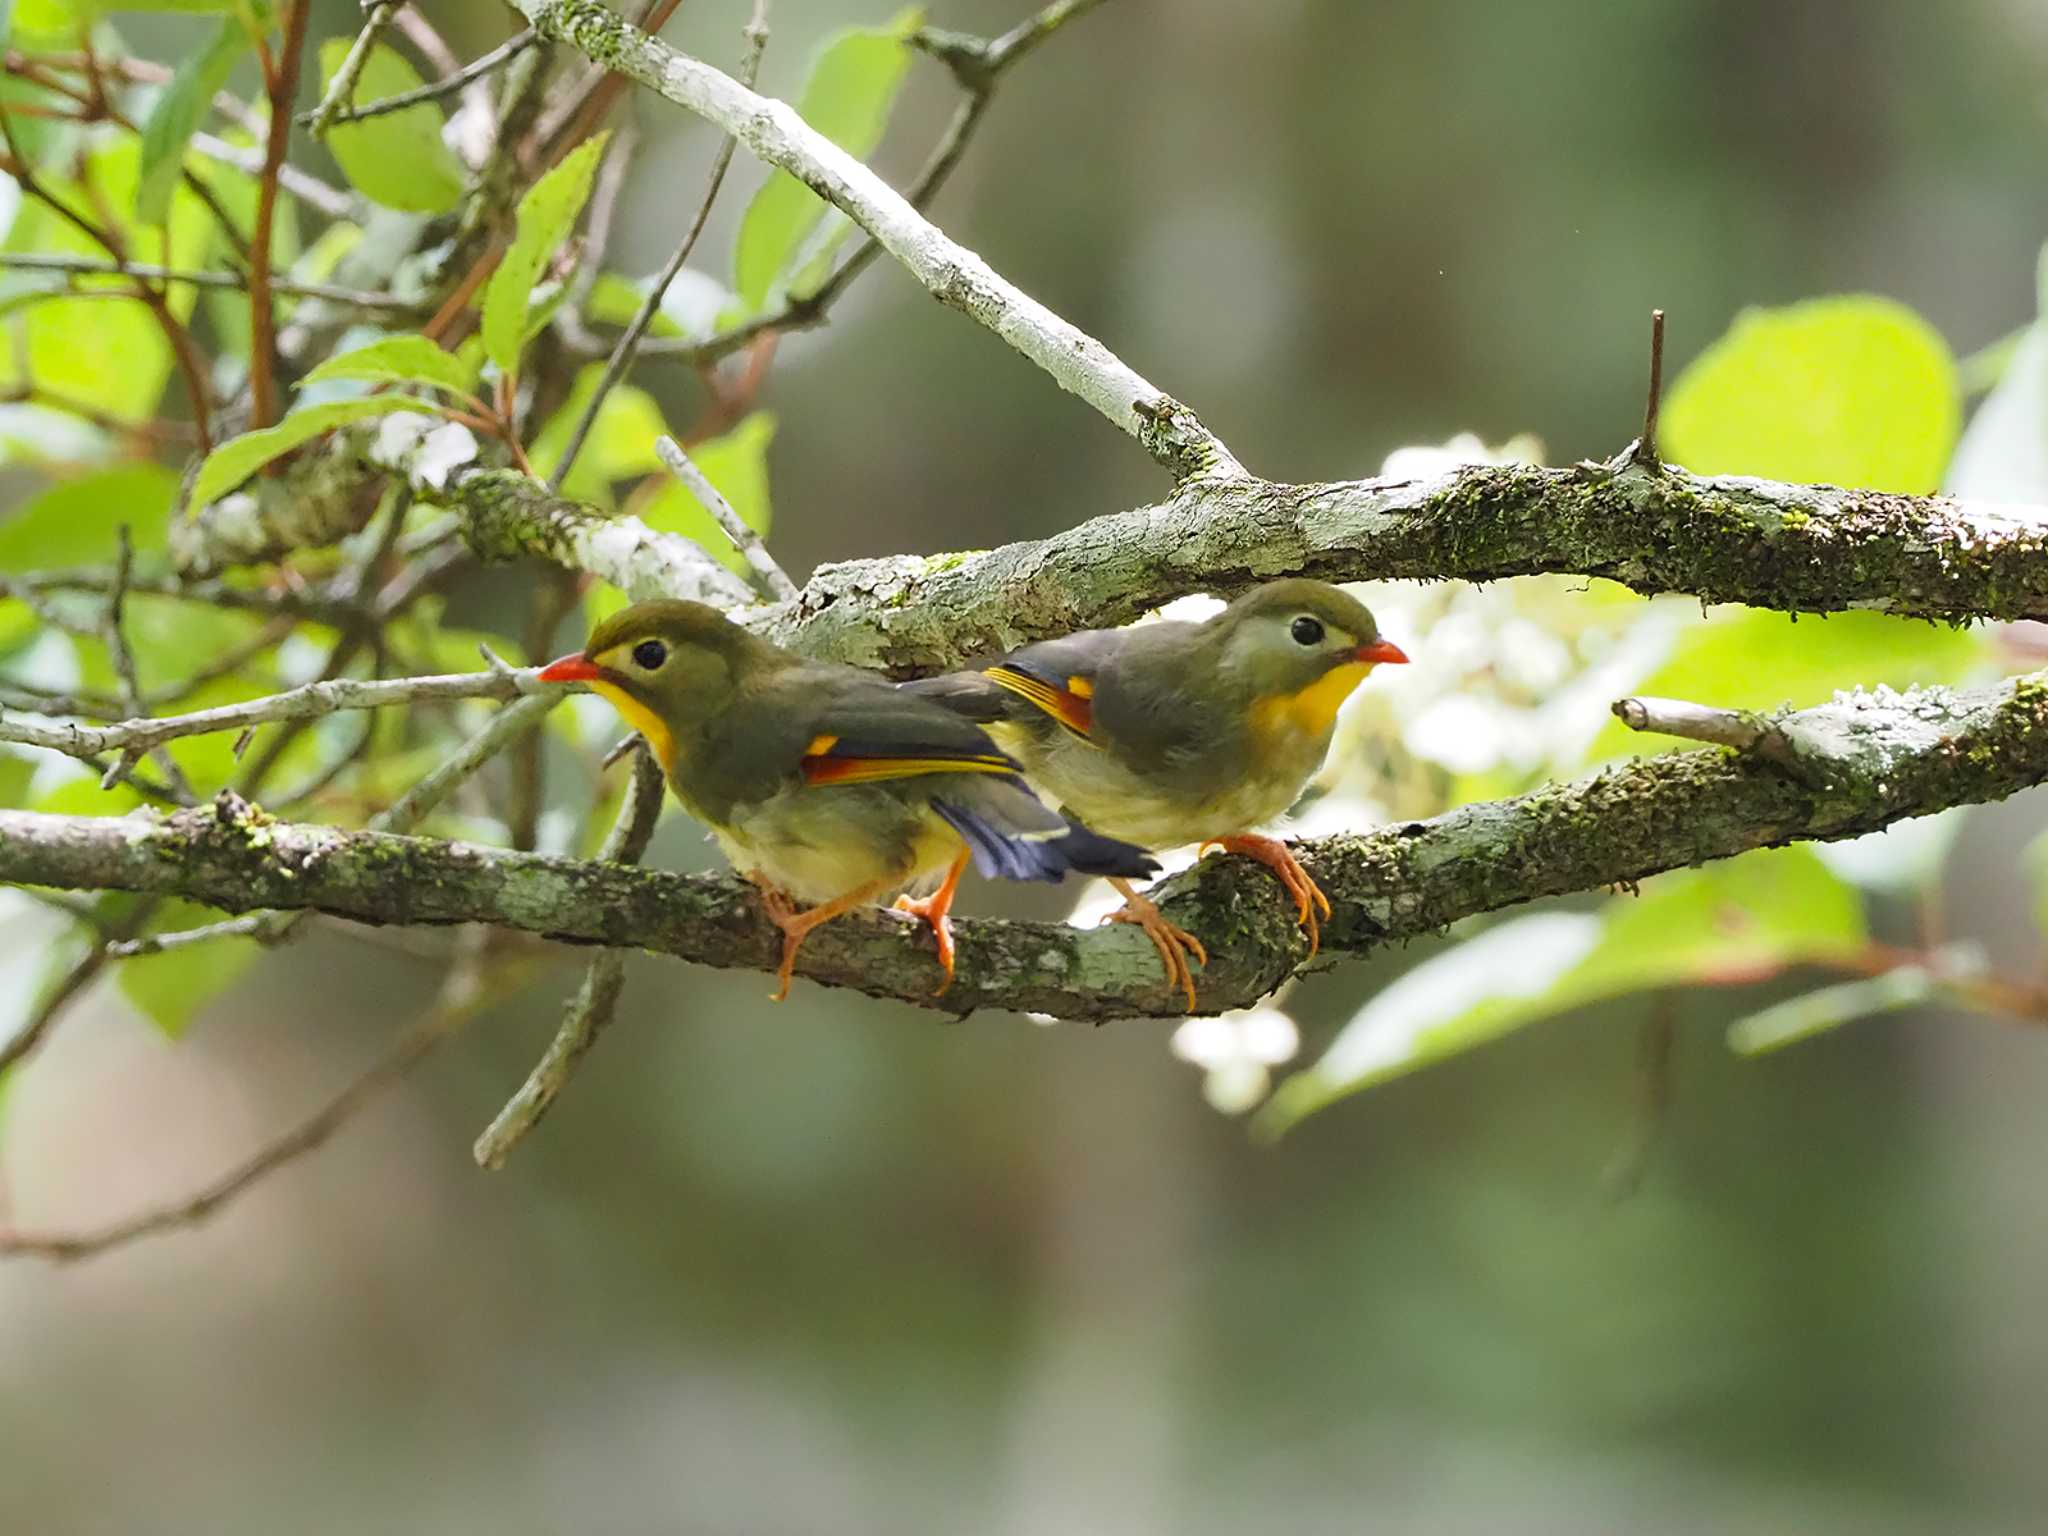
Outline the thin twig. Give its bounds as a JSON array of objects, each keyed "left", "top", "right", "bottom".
[
  {"left": 0, "top": 899, "right": 159, "bottom": 1078},
  {"left": 473, "top": 744, "right": 666, "bottom": 1169},
  {"left": 1634, "top": 308, "right": 1666, "bottom": 468},
  {"left": 0, "top": 669, "right": 564, "bottom": 763},
  {"left": 1611, "top": 695, "right": 1770, "bottom": 752},
  {"left": 189, "top": 131, "right": 360, "bottom": 220},
  {"left": 654, "top": 433, "right": 798, "bottom": 600},
  {"left": 0, "top": 252, "right": 423, "bottom": 311},
  {"left": 306, "top": 29, "right": 537, "bottom": 128},
  {"left": 100, "top": 526, "right": 197, "bottom": 803},
  {"left": 300, "top": 0, "right": 402, "bottom": 135},
  {"left": 637, "top": 0, "right": 1102, "bottom": 369},
  {"left": 548, "top": 0, "right": 769, "bottom": 492},
  {"left": 248, "top": 0, "right": 313, "bottom": 432},
  {"left": 0, "top": 938, "right": 531, "bottom": 1265}
]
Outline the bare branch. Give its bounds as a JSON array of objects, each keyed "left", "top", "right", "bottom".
[
  {"left": 304, "top": 30, "right": 538, "bottom": 128},
  {"left": 0, "top": 936, "right": 532, "bottom": 1265},
  {"left": 0, "top": 254, "right": 426, "bottom": 313},
  {"left": 548, "top": 0, "right": 770, "bottom": 492},
  {"left": 473, "top": 745, "right": 666, "bottom": 1169},
  {"left": 654, "top": 434, "right": 798, "bottom": 601},
  {"left": 300, "top": 1, "right": 404, "bottom": 136},
  {"left": 8, "top": 672, "right": 2048, "bottom": 1022},
  {"left": 509, "top": 0, "right": 1239, "bottom": 480},
  {"left": 0, "top": 668, "right": 563, "bottom": 764}
]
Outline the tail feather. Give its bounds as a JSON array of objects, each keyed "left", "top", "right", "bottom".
[{"left": 933, "top": 785, "right": 1156, "bottom": 885}]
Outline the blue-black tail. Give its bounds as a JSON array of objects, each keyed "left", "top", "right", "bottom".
[{"left": 933, "top": 787, "right": 1157, "bottom": 885}]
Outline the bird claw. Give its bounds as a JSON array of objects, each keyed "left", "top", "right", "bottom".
[
  {"left": 1104, "top": 894, "right": 1207, "bottom": 1012},
  {"left": 893, "top": 891, "right": 957, "bottom": 996},
  {"left": 1208, "top": 835, "right": 1330, "bottom": 959}
]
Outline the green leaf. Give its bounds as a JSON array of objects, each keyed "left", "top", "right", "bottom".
[
  {"left": 1589, "top": 607, "right": 1984, "bottom": 761},
  {"left": 1257, "top": 847, "right": 1864, "bottom": 1135},
  {"left": 1663, "top": 295, "right": 1960, "bottom": 493},
  {"left": 0, "top": 463, "right": 179, "bottom": 571},
  {"left": 300, "top": 334, "right": 478, "bottom": 396},
  {"left": 135, "top": 16, "right": 247, "bottom": 226},
  {"left": 318, "top": 40, "right": 466, "bottom": 214},
  {"left": 731, "top": 9, "right": 921, "bottom": 313},
  {"left": 118, "top": 900, "right": 260, "bottom": 1039},
  {"left": 187, "top": 395, "right": 443, "bottom": 509},
  {"left": 1725, "top": 966, "right": 1942, "bottom": 1057},
  {"left": 481, "top": 132, "right": 611, "bottom": 373},
  {"left": 527, "top": 361, "right": 666, "bottom": 504}
]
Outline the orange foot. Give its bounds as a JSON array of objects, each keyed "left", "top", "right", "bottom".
[
  {"left": 750, "top": 872, "right": 892, "bottom": 1001},
  {"left": 1204, "top": 833, "right": 1332, "bottom": 958},
  {"left": 1104, "top": 876, "right": 1208, "bottom": 1011},
  {"left": 893, "top": 850, "right": 969, "bottom": 996}
]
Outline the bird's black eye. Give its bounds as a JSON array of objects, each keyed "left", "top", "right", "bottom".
[
  {"left": 1290, "top": 616, "right": 1325, "bottom": 646},
  {"left": 631, "top": 639, "right": 668, "bottom": 671}
]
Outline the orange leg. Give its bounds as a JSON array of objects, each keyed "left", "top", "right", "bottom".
[
  {"left": 750, "top": 872, "right": 896, "bottom": 1002},
  {"left": 1204, "top": 833, "right": 1332, "bottom": 958},
  {"left": 1104, "top": 876, "right": 1209, "bottom": 1012},
  {"left": 894, "top": 849, "right": 970, "bottom": 996}
]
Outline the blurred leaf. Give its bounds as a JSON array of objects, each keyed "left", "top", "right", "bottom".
[
  {"left": 2025, "top": 830, "right": 2048, "bottom": 942},
  {"left": 1259, "top": 847, "right": 1864, "bottom": 1134},
  {"left": 188, "top": 394, "right": 442, "bottom": 509},
  {"left": 1589, "top": 607, "right": 1984, "bottom": 761},
  {"left": 118, "top": 900, "right": 260, "bottom": 1039},
  {"left": 1664, "top": 295, "right": 1960, "bottom": 493},
  {"left": 318, "top": 40, "right": 466, "bottom": 214},
  {"left": 527, "top": 362, "right": 667, "bottom": 505},
  {"left": 1725, "top": 966, "right": 1943, "bottom": 1056},
  {"left": 0, "top": 463, "right": 178, "bottom": 571},
  {"left": 0, "top": 747, "right": 33, "bottom": 807},
  {"left": 301, "top": 334, "right": 478, "bottom": 396},
  {"left": 0, "top": 139, "right": 213, "bottom": 422},
  {"left": 731, "top": 9, "right": 920, "bottom": 312},
  {"left": 135, "top": 16, "right": 247, "bottom": 225},
  {"left": 482, "top": 132, "right": 610, "bottom": 372},
  {"left": 1947, "top": 246, "right": 2048, "bottom": 502},
  {"left": 584, "top": 271, "right": 687, "bottom": 338}
]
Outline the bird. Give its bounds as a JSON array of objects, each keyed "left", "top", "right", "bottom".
[
  {"left": 537, "top": 600, "right": 1158, "bottom": 1001},
  {"left": 902, "top": 580, "right": 1408, "bottom": 1009}
]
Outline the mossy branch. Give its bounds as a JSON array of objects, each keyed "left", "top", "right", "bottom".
[{"left": 7, "top": 672, "right": 2046, "bottom": 1022}]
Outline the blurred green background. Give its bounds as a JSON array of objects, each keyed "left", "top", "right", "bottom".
[{"left": 8, "top": 0, "right": 2048, "bottom": 1530}]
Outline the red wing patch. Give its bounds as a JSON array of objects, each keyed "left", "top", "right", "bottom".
[{"left": 984, "top": 664, "right": 1095, "bottom": 740}]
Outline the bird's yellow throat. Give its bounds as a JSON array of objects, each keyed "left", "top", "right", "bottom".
[
  {"left": 588, "top": 679, "right": 678, "bottom": 769},
  {"left": 1252, "top": 661, "right": 1374, "bottom": 739}
]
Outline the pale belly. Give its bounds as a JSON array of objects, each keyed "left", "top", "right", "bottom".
[
  {"left": 712, "top": 783, "right": 962, "bottom": 904},
  {"left": 996, "top": 723, "right": 1321, "bottom": 850}
]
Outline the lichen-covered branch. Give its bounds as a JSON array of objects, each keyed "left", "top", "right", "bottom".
[
  {"left": 506, "top": 0, "right": 1240, "bottom": 481},
  {"left": 455, "top": 468, "right": 755, "bottom": 608},
  {"left": 8, "top": 672, "right": 2045, "bottom": 1021},
  {"left": 746, "top": 458, "right": 2048, "bottom": 673}
]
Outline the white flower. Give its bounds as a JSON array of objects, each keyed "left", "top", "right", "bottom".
[{"left": 1171, "top": 1005, "right": 1300, "bottom": 1114}]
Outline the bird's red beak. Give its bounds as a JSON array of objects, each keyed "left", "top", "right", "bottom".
[
  {"left": 537, "top": 652, "right": 604, "bottom": 684},
  {"left": 1356, "top": 639, "right": 1409, "bottom": 665}
]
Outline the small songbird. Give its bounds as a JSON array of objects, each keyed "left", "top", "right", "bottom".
[
  {"left": 904, "top": 580, "right": 1408, "bottom": 1008},
  {"left": 538, "top": 600, "right": 1156, "bottom": 1000}
]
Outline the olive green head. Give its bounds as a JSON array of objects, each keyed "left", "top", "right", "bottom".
[
  {"left": 1207, "top": 579, "right": 1406, "bottom": 700},
  {"left": 538, "top": 599, "right": 783, "bottom": 766}
]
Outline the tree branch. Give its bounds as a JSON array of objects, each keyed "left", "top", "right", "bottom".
[
  {"left": 507, "top": 0, "right": 1239, "bottom": 481},
  {"left": 8, "top": 672, "right": 2046, "bottom": 1021}
]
